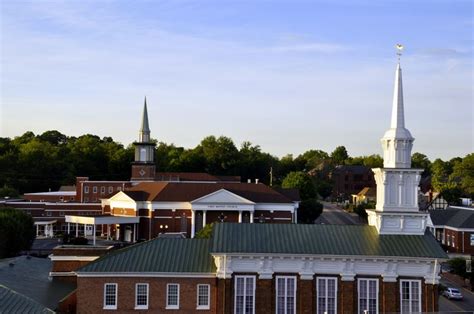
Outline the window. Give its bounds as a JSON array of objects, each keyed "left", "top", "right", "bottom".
[
  {"left": 117, "top": 186, "right": 122, "bottom": 191},
  {"left": 135, "top": 283, "right": 149, "bottom": 309},
  {"left": 101, "top": 186, "right": 106, "bottom": 194},
  {"left": 234, "top": 275, "right": 255, "bottom": 314},
  {"left": 276, "top": 276, "right": 296, "bottom": 314},
  {"left": 93, "top": 186, "right": 98, "bottom": 193},
  {"left": 317, "top": 277, "right": 337, "bottom": 314},
  {"left": 103, "top": 283, "right": 117, "bottom": 310},
  {"left": 108, "top": 186, "right": 114, "bottom": 194},
  {"left": 166, "top": 283, "right": 180, "bottom": 309},
  {"left": 358, "top": 278, "right": 378, "bottom": 314},
  {"left": 197, "top": 284, "right": 210, "bottom": 310},
  {"left": 400, "top": 280, "right": 420, "bottom": 314},
  {"left": 84, "top": 186, "right": 89, "bottom": 194}
]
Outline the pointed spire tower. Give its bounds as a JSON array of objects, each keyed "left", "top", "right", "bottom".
[
  {"left": 367, "top": 45, "right": 427, "bottom": 235},
  {"left": 131, "top": 97, "right": 156, "bottom": 181}
]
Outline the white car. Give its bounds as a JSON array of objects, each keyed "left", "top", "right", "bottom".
[{"left": 443, "top": 287, "right": 463, "bottom": 300}]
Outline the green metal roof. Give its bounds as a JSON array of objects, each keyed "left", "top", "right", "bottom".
[
  {"left": 78, "top": 238, "right": 215, "bottom": 273},
  {"left": 0, "top": 285, "right": 55, "bottom": 314},
  {"left": 211, "top": 223, "right": 447, "bottom": 259}
]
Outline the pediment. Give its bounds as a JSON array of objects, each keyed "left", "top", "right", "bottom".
[
  {"left": 109, "top": 191, "right": 136, "bottom": 203},
  {"left": 191, "top": 189, "right": 255, "bottom": 205}
]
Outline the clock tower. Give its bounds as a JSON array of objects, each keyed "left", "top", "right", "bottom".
[{"left": 131, "top": 97, "right": 156, "bottom": 181}]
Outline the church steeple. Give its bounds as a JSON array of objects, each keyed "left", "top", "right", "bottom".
[
  {"left": 131, "top": 97, "right": 156, "bottom": 181},
  {"left": 367, "top": 45, "right": 427, "bottom": 235},
  {"left": 139, "top": 97, "right": 151, "bottom": 143},
  {"left": 381, "top": 50, "right": 414, "bottom": 169}
]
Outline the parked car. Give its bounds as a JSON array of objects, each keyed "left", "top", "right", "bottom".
[{"left": 443, "top": 287, "right": 463, "bottom": 300}]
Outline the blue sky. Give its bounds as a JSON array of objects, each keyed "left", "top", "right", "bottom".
[{"left": 1, "top": 0, "right": 472, "bottom": 160}]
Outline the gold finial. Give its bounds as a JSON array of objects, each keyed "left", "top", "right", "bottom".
[{"left": 396, "top": 44, "right": 404, "bottom": 62}]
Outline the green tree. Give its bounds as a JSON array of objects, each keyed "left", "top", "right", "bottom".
[
  {"left": 297, "top": 198, "right": 323, "bottom": 223},
  {"left": 282, "top": 171, "right": 316, "bottom": 200},
  {"left": 195, "top": 223, "right": 214, "bottom": 239},
  {"left": 411, "top": 153, "right": 431, "bottom": 175},
  {"left": 0, "top": 207, "right": 35, "bottom": 258},
  {"left": 450, "top": 154, "right": 474, "bottom": 198},
  {"left": 199, "top": 136, "right": 239, "bottom": 174},
  {"left": 448, "top": 258, "right": 468, "bottom": 279},
  {"left": 0, "top": 185, "right": 19, "bottom": 198},
  {"left": 330, "top": 146, "right": 349, "bottom": 165}
]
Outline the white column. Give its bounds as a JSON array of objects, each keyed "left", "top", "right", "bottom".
[
  {"left": 75, "top": 223, "right": 79, "bottom": 237},
  {"left": 203, "top": 211, "right": 207, "bottom": 227},
  {"left": 36, "top": 224, "right": 39, "bottom": 237},
  {"left": 250, "top": 211, "right": 254, "bottom": 223},
  {"left": 93, "top": 224, "right": 96, "bottom": 246},
  {"left": 191, "top": 210, "right": 196, "bottom": 238},
  {"left": 133, "top": 224, "right": 137, "bottom": 242},
  {"left": 294, "top": 208, "right": 298, "bottom": 224},
  {"left": 67, "top": 223, "right": 70, "bottom": 234},
  {"left": 107, "top": 224, "right": 110, "bottom": 240},
  {"left": 238, "top": 211, "right": 242, "bottom": 223}
]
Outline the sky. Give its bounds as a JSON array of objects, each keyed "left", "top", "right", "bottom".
[{"left": 1, "top": 0, "right": 472, "bottom": 160}]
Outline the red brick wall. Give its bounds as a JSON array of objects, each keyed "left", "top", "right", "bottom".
[{"left": 77, "top": 277, "right": 217, "bottom": 313}]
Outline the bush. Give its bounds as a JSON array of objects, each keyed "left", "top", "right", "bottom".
[
  {"left": 0, "top": 207, "right": 35, "bottom": 258},
  {"left": 195, "top": 223, "right": 214, "bottom": 239}
]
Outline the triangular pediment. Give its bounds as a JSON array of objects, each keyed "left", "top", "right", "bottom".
[
  {"left": 191, "top": 189, "right": 255, "bottom": 205},
  {"left": 109, "top": 191, "right": 137, "bottom": 203}
]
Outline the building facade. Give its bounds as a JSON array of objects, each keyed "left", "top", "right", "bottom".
[{"left": 72, "top": 56, "right": 447, "bottom": 314}]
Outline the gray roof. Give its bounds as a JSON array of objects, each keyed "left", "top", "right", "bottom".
[
  {"left": 78, "top": 238, "right": 215, "bottom": 273},
  {"left": 0, "top": 285, "right": 54, "bottom": 314},
  {"left": 430, "top": 207, "right": 474, "bottom": 229},
  {"left": 211, "top": 223, "right": 447, "bottom": 259}
]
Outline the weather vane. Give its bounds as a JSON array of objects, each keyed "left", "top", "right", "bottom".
[{"left": 396, "top": 44, "right": 404, "bottom": 62}]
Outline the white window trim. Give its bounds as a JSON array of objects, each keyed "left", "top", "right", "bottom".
[
  {"left": 358, "top": 278, "right": 379, "bottom": 314},
  {"left": 234, "top": 275, "right": 256, "bottom": 314},
  {"left": 166, "top": 283, "right": 180, "bottom": 310},
  {"left": 275, "top": 275, "right": 297, "bottom": 314},
  {"left": 103, "top": 283, "right": 118, "bottom": 310},
  {"left": 399, "top": 279, "right": 421, "bottom": 314},
  {"left": 316, "top": 276, "right": 338, "bottom": 314},
  {"left": 196, "top": 284, "right": 210, "bottom": 310},
  {"left": 93, "top": 186, "right": 98, "bottom": 193},
  {"left": 84, "top": 186, "right": 89, "bottom": 194},
  {"left": 135, "top": 283, "right": 149, "bottom": 310}
]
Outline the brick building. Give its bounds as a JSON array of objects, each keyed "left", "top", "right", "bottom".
[
  {"left": 2, "top": 99, "right": 298, "bottom": 239},
  {"left": 75, "top": 223, "right": 445, "bottom": 313},
  {"left": 70, "top": 56, "right": 448, "bottom": 314},
  {"left": 428, "top": 206, "right": 474, "bottom": 255},
  {"left": 331, "top": 165, "right": 375, "bottom": 201}
]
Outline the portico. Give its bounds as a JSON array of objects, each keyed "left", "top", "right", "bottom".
[
  {"left": 34, "top": 220, "right": 57, "bottom": 238},
  {"left": 65, "top": 215, "right": 140, "bottom": 245}
]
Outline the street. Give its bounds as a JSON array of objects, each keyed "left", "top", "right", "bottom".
[
  {"left": 439, "top": 275, "right": 474, "bottom": 313},
  {"left": 315, "top": 201, "right": 363, "bottom": 225}
]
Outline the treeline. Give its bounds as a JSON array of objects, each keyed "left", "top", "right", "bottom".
[{"left": 0, "top": 131, "right": 472, "bottom": 203}]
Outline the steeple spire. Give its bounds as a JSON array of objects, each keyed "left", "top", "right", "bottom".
[
  {"left": 390, "top": 63, "right": 405, "bottom": 129},
  {"left": 381, "top": 45, "right": 414, "bottom": 169},
  {"left": 139, "top": 97, "right": 150, "bottom": 143}
]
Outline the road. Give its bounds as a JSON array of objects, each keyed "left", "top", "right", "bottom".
[
  {"left": 439, "top": 275, "right": 474, "bottom": 313},
  {"left": 314, "top": 202, "right": 363, "bottom": 225}
]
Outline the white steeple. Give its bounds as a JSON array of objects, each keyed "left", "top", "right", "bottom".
[
  {"left": 367, "top": 45, "right": 427, "bottom": 235},
  {"left": 139, "top": 97, "right": 151, "bottom": 143},
  {"left": 381, "top": 56, "right": 414, "bottom": 168}
]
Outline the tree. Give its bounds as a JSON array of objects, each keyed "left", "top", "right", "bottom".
[
  {"left": 330, "top": 146, "right": 349, "bottom": 165},
  {"left": 0, "top": 185, "right": 19, "bottom": 198},
  {"left": 450, "top": 154, "right": 474, "bottom": 198},
  {"left": 194, "top": 223, "right": 214, "bottom": 239},
  {"left": 282, "top": 171, "right": 316, "bottom": 200},
  {"left": 0, "top": 207, "right": 35, "bottom": 258},
  {"left": 297, "top": 198, "right": 323, "bottom": 223},
  {"left": 411, "top": 153, "right": 431, "bottom": 175},
  {"left": 448, "top": 258, "right": 468, "bottom": 279}
]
